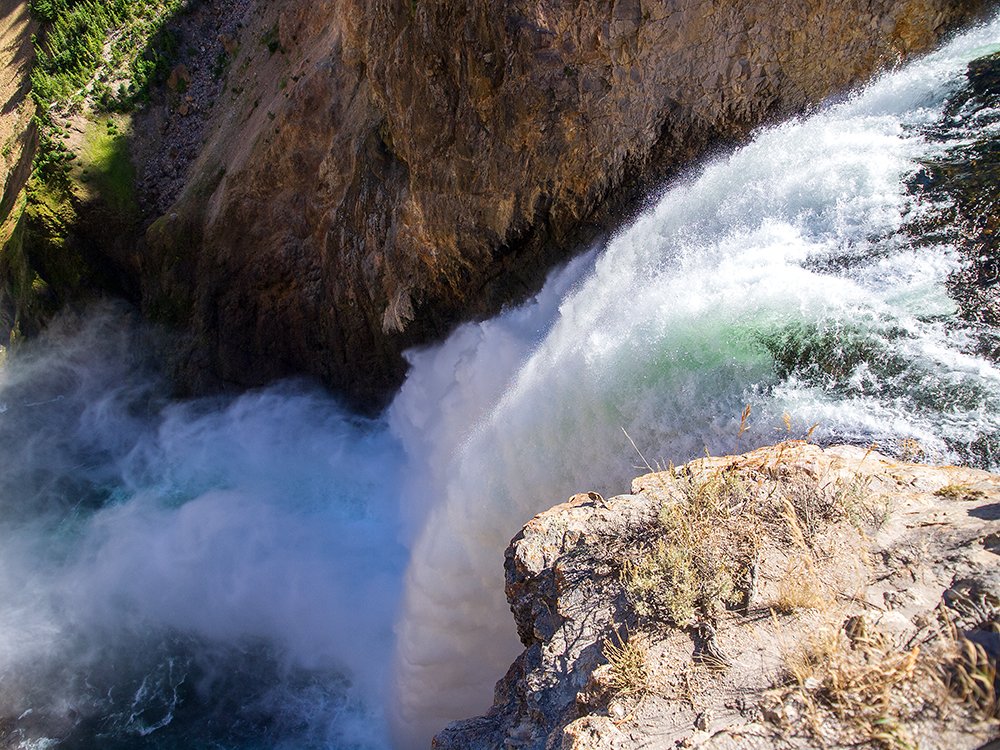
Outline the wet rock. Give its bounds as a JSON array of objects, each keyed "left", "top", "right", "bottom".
[
  {"left": 906, "top": 47, "right": 1000, "bottom": 371},
  {"left": 968, "top": 51, "right": 1000, "bottom": 97}
]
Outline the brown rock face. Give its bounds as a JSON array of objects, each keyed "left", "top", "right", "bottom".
[
  {"left": 145, "top": 0, "right": 988, "bottom": 406},
  {"left": 0, "top": 0, "right": 37, "bottom": 303},
  {"left": 0, "top": 0, "right": 35, "bottom": 226}
]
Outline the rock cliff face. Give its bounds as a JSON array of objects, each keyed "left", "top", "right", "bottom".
[
  {"left": 0, "top": 0, "right": 37, "bottom": 301},
  {"left": 143, "top": 0, "right": 988, "bottom": 406},
  {"left": 434, "top": 442, "right": 1000, "bottom": 750}
]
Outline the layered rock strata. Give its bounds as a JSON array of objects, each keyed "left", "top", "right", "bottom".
[
  {"left": 143, "top": 0, "right": 989, "bottom": 406},
  {"left": 434, "top": 442, "right": 1000, "bottom": 750}
]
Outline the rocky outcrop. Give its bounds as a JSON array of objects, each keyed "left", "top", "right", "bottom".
[
  {"left": 142, "top": 0, "right": 989, "bottom": 407},
  {"left": 0, "top": 0, "right": 38, "bottom": 339},
  {"left": 434, "top": 442, "right": 1000, "bottom": 750},
  {"left": 0, "top": 0, "right": 35, "bottom": 234}
]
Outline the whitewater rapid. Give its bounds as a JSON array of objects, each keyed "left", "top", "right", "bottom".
[{"left": 2, "top": 15, "right": 1000, "bottom": 750}]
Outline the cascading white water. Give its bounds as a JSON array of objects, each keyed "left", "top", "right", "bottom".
[
  {"left": 2, "top": 16, "right": 1000, "bottom": 750},
  {"left": 387, "top": 22, "right": 1000, "bottom": 745}
]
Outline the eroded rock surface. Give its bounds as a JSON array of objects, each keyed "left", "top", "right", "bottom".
[
  {"left": 143, "top": 0, "right": 989, "bottom": 407},
  {"left": 0, "top": 0, "right": 35, "bottom": 234},
  {"left": 434, "top": 442, "right": 1000, "bottom": 750},
  {"left": 0, "top": 0, "right": 37, "bottom": 309}
]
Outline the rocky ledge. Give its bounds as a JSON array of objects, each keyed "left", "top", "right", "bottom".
[{"left": 435, "top": 441, "right": 1000, "bottom": 750}]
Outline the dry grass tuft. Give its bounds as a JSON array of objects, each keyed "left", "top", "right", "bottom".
[
  {"left": 772, "top": 553, "right": 834, "bottom": 614},
  {"left": 767, "top": 619, "right": 936, "bottom": 749},
  {"left": 769, "top": 496, "right": 871, "bottom": 614},
  {"left": 767, "top": 611, "right": 1000, "bottom": 749},
  {"left": 945, "top": 631, "right": 999, "bottom": 718},
  {"left": 934, "top": 484, "right": 987, "bottom": 502},
  {"left": 603, "top": 630, "right": 651, "bottom": 698}
]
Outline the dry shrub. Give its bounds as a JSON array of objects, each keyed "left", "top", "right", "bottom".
[
  {"left": 622, "top": 467, "right": 756, "bottom": 626},
  {"left": 624, "top": 540, "right": 706, "bottom": 625},
  {"left": 622, "top": 453, "right": 869, "bottom": 626},
  {"left": 776, "top": 474, "right": 838, "bottom": 541},
  {"left": 833, "top": 474, "right": 893, "bottom": 531},
  {"left": 769, "top": 485, "right": 873, "bottom": 615}
]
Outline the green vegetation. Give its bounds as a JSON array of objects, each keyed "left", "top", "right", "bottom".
[
  {"left": 12, "top": 0, "right": 176, "bottom": 295},
  {"left": 83, "top": 122, "right": 137, "bottom": 215},
  {"left": 29, "top": 0, "right": 186, "bottom": 114},
  {"left": 31, "top": 123, "right": 76, "bottom": 188},
  {"left": 0, "top": 192, "right": 41, "bottom": 341},
  {"left": 25, "top": 0, "right": 184, "bottom": 216},
  {"left": 622, "top": 468, "right": 754, "bottom": 627},
  {"left": 261, "top": 21, "right": 283, "bottom": 55},
  {"left": 18, "top": 109, "right": 138, "bottom": 295},
  {"left": 0, "top": 0, "right": 195, "bottom": 344}
]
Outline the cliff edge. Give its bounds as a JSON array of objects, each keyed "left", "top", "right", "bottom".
[{"left": 435, "top": 441, "right": 1000, "bottom": 749}]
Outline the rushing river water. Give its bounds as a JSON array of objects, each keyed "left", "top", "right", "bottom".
[{"left": 3, "top": 16, "right": 1000, "bottom": 750}]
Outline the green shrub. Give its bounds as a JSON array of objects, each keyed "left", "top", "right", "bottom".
[{"left": 622, "top": 468, "right": 753, "bottom": 627}]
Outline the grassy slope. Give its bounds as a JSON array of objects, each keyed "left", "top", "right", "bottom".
[{"left": 0, "top": 0, "right": 182, "bottom": 343}]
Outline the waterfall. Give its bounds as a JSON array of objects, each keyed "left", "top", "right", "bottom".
[{"left": 2, "top": 15, "right": 1000, "bottom": 750}]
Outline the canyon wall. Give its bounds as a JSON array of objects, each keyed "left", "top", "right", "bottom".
[
  {"left": 140, "top": 0, "right": 986, "bottom": 406},
  {"left": 0, "top": 0, "right": 37, "bottom": 332},
  {"left": 0, "top": 0, "right": 34, "bottom": 233}
]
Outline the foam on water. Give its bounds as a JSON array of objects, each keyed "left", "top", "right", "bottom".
[
  {"left": 387, "top": 18, "right": 1000, "bottom": 745},
  {"left": 2, "top": 16, "right": 1000, "bottom": 750}
]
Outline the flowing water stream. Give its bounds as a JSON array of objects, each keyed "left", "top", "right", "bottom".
[{"left": 3, "top": 15, "right": 1000, "bottom": 750}]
